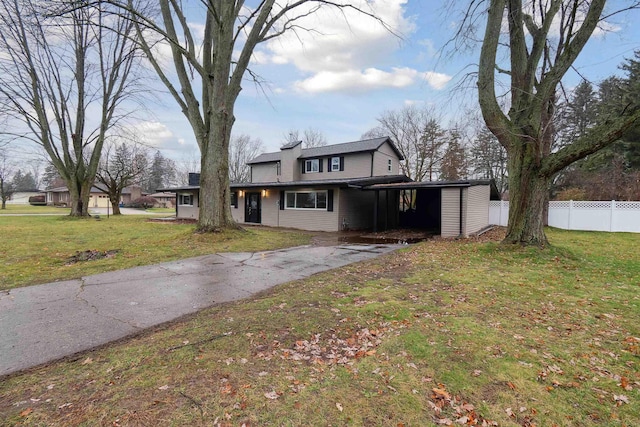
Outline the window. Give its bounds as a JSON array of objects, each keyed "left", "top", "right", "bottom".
[
  {"left": 178, "top": 193, "right": 193, "bottom": 206},
  {"left": 305, "top": 159, "right": 319, "bottom": 173},
  {"left": 285, "top": 191, "right": 327, "bottom": 210},
  {"left": 276, "top": 161, "right": 281, "bottom": 176},
  {"left": 387, "top": 159, "right": 392, "bottom": 172},
  {"left": 230, "top": 192, "right": 238, "bottom": 208},
  {"left": 331, "top": 157, "right": 340, "bottom": 171}
]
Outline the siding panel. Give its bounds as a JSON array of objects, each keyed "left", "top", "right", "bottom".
[
  {"left": 251, "top": 163, "right": 278, "bottom": 183},
  {"left": 300, "top": 152, "right": 373, "bottom": 181},
  {"left": 464, "top": 185, "right": 490, "bottom": 235},
  {"left": 441, "top": 188, "right": 461, "bottom": 237}
]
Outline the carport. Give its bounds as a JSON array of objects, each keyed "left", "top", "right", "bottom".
[{"left": 365, "top": 180, "right": 500, "bottom": 237}]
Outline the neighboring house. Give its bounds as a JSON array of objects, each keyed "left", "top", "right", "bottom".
[
  {"left": 164, "top": 136, "right": 499, "bottom": 236},
  {"left": 147, "top": 192, "right": 176, "bottom": 208},
  {"left": 6, "top": 190, "right": 44, "bottom": 205},
  {"left": 46, "top": 185, "right": 143, "bottom": 207}
]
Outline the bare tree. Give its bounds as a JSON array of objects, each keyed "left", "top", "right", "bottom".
[
  {"left": 470, "top": 126, "right": 508, "bottom": 196},
  {"left": 286, "top": 127, "right": 328, "bottom": 148},
  {"left": 0, "top": 0, "right": 143, "bottom": 216},
  {"left": 175, "top": 149, "right": 201, "bottom": 186},
  {"left": 120, "top": 0, "right": 385, "bottom": 232},
  {"left": 95, "top": 142, "right": 148, "bottom": 214},
  {"left": 363, "top": 105, "right": 447, "bottom": 181},
  {"left": 229, "top": 135, "right": 263, "bottom": 183},
  {"left": 476, "top": 0, "right": 640, "bottom": 245},
  {"left": 0, "top": 151, "right": 15, "bottom": 209}
]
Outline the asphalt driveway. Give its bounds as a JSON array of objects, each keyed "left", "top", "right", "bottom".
[{"left": 0, "top": 243, "right": 401, "bottom": 376}]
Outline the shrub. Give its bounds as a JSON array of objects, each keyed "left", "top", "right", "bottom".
[{"left": 129, "top": 196, "right": 158, "bottom": 209}]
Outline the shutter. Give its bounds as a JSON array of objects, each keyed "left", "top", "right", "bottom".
[
  {"left": 327, "top": 158, "right": 332, "bottom": 173},
  {"left": 327, "top": 189, "right": 334, "bottom": 212},
  {"left": 280, "top": 190, "right": 285, "bottom": 210},
  {"left": 340, "top": 156, "right": 344, "bottom": 171},
  {"left": 301, "top": 161, "right": 306, "bottom": 174},
  {"left": 318, "top": 158, "right": 323, "bottom": 172}
]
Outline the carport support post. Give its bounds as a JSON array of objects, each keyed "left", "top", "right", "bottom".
[
  {"left": 385, "top": 190, "right": 389, "bottom": 231},
  {"left": 373, "top": 190, "right": 379, "bottom": 232}
]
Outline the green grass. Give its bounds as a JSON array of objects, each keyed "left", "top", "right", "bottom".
[
  {"left": 0, "top": 216, "right": 310, "bottom": 290},
  {"left": 144, "top": 207, "right": 176, "bottom": 214},
  {"left": 1, "top": 228, "right": 639, "bottom": 426},
  {"left": 0, "top": 204, "right": 70, "bottom": 215}
]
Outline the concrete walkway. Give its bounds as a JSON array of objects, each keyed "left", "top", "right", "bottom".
[{"left": 0, "top": 243, "right": 401, "bottom": 376}]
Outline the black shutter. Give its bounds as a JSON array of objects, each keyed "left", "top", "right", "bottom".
[
  {"left": 340, "top": 156, "right": 344, "bottom": 171},
  {"left": 327, "top": 157, "right": 332, "bottom": 173},
  {"left": 327, "top": 189, "right": 334, "bottom": 212},
  {"left": 280, "top": 190, "right": 285, "bottom": 210},
  {"left": 301, "top": 161, "right": 306, "bottom": 174},
  {"left": 318, "top": 158, "right": 323, "bottom": 172}
]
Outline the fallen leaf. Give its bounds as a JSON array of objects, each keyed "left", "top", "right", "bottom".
[
  {"left": 505, "top": 407, "right": 514, "bottom": 418},
  {"left": 81, "top": 357, "right": 93, "bottom": 365},
  {"left": 264, "top": 391, "right": 279, "bottom": 400},
  {"left": 336, "top": 402, "right": 343, "bottom": 412},
  {"left": 158, "top": 385, "right": 169, "bottom": 391},
  {"left": 19, "top": 408, "right": 33, "bottom": 417},
  {"left": 614, "top": 394, "right": 629, "bottom": 405}
]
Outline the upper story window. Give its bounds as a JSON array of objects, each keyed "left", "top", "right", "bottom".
[
  {"left": 305, "top": 159, "right": 320, "bottom": 173},
  {"left": 388, "top": 159, "right": 392, "bottom": 172},
  {"left": 178, "top": 193, "right": 194, "bottom": 206},
  {"left": 276, "top": 161, "right": 281, "bottom": 176},
  {"left": 331, "top": 157, "right": 340, "bottom": 171}
]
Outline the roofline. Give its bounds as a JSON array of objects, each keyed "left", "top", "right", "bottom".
[{"left": 247, "top": 136, "right": 405, "bottom": 164}]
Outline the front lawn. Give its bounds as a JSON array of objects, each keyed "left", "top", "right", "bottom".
[
  {"left": 1, "top": 228, "right": 638, "bottom": 426},
  {"left": 0, "top": 216, "right": 310, "bottom": 290},
  {"left": 0, "top": 205, "right": 70, "bottom": 215}
]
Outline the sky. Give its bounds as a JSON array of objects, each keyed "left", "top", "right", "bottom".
[{"left": 7, "top": 0, "right": 640, "bottom": 168}]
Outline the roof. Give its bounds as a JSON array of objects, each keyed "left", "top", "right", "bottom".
[
  {"left": 230, "top": 175, "right": 412, "bottom": 189},
  {"left": 247, "top": 137, "right": 404, "bottom": 164},
  {"left": 47, "top": 185, "right": 142, "bottom": 194},
  {"left": 148, "top": 192, "right": 176, "bottom": 198},
  {"left": 365, "top": 179, "right": 501, "bottom": 200},
  {"left": 159, "top": 176, "right": 412, "bottom": 192}
]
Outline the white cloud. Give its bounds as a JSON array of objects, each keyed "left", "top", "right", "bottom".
[
  {"left": 267, "top": 0, "right": 414, "bottom": 73},
  {"left": 294, "top": 67, "right": 451, "bottom": 94},
  {"left": 130, "top": 121, "right": 175, "bottom": 148}
]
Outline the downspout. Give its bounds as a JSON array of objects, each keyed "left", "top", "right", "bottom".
[
  {"left": 370, "top": 152, "right": 374, "bottom": 177},
  {"left": 459, "top": 187, "right": 464, "bottom": 237}
]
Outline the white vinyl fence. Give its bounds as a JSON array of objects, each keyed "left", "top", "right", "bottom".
[{"left": 489, "top": 200, "right": 640, "bottom": 233}]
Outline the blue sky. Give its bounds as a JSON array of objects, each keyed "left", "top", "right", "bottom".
[{"left": 121, "top": 1, "right": 640, "bottom": 160}]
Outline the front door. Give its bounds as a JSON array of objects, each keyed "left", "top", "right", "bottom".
[{"left": 245, "top": 192, "right": 261, "bottom": 223}]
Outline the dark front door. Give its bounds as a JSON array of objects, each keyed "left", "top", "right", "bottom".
[{"left": 245, "top": 192, "right": 261, "bottom": 223}]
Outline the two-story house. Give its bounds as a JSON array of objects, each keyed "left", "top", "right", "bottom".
[
  {"left": 168, "top": 136, "right": 500, "bottom": 236},
  {"left": 174, "top": 137, "right": 410, "bottom": 231}
]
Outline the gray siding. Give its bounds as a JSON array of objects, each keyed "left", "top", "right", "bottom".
[
  {"left": 231, "top": 192, "right": 245, "bottom": 223},
  {"left": 300, "top": 152, "right": 373, "bottom": 180},
  {"left": 251, "top": 163, "right": 278, "bottom": 183},
  {"left": 372, "top": 141, "right": 400, "bottom": 176},
  {"left": 465, "top": 185, "right": 490, "bottom": 235},
  {"left": 441, "top": 188, "right": 462, "bottom": 237},
  {"left": 176, "top": 190, "right": 199, "bottom": 219}
]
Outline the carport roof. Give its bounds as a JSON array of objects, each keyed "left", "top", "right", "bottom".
[
  {"left": 364, "top": 179, "right": 501, "bottom": 200},
  {"left": 158, "top": 175, "right": 412, "bottom": 192}
]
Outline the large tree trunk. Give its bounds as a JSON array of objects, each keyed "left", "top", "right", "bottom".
[
  {"left": 197, "top": 108, "right": 237, "bottom": 232},
  {"left": 503, "top": 143, "right": 550, "bottom": 246}
]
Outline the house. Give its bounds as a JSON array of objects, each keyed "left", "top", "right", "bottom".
[
  {"left": 6, "top": 190, "right": 44, "bottom": 205},
  {"left": 46, "top": 185, "right": 143, "bottom": 207},
  {"left": 165, "top": 136, "right": 499, "bottom": 236},
  {"left": 147, "top": 192, "right": 176, "bottom": 208},
  {"left": 169, "top": 137, "right": 410, "bottom": 231}
]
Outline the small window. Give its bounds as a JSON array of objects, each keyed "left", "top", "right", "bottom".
[
  {"left": 387, "top": 159, "right": 392, "bottom": 172},
  {"left": 276, "top": 161, "right": 281, "bottom": 176},
  {"left": 285, "top": 191, "right": 328, "bottom": 210},
  {"left": 305, "top": 159, "right": 319, "bottom": 173},
  {"left": 230, "top": 192, "right": 238, "bottom": 208},
  {"left": 331, "top": 157, "right": 340, "bottom": 171},
  {"left": 178, "top": 193, "right": 193, "bottom": 206}
]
